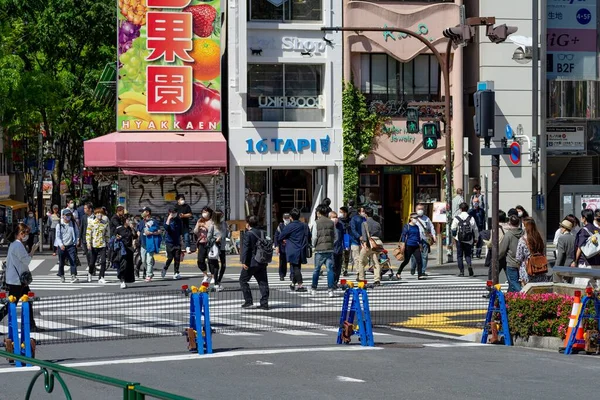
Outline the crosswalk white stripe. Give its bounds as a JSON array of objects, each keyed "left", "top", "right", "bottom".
[
  {"left": 72, "top": 317, "right": 179, "bottom": 336},
  {"left": 279, "top": 330, "right": 327, "bottom": 336},
  {"left": 28, "top": 260, "right": 45, "bottom": 272}
]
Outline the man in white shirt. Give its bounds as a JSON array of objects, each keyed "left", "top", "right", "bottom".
[
  {"left": 452, "top": 188, "right": 464, "bottom": 218},
  {"left": 451, "top": 202, "right": 479, "bottom": 277},
  {"left": 411, "top": 203, "right": 436, "bottom": 276}
]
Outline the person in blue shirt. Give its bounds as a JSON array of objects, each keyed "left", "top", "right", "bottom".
[
  {"left": 161, "top": 205, "right": 183, "bottom": 280},
  {"left": 349, "top": 207, "right": 366, "bottom": 276},
  {"left": 24, "top": 209, "right": 38, "bottom": 252},
  {"left": 137, "top": 207, "right": 161, "bottom": 282},
  {"left": 396, "top": 213, "right": 425, "bottom": 280}
]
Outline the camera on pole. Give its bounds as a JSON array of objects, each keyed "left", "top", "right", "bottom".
[{"left": 474, "top": 90, "right": 495, "bottom": 145}]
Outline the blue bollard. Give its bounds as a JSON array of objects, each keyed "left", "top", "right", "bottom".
[
  {"left": 481, "top": 284, "right": 512, "bottom": 346},
  {"left": 337, "top": 285, "right": 374, "bottom": 347},
  {"left": 186, "top": 286, "right": 213, "bottom": 355}
]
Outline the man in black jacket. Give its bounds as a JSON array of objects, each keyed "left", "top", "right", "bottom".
[
  {"left": 239, "top": 216, "right": 270, "bottom": 309},
  {"left": 80, "top": 202, "right": 93, "bottom": 267}
]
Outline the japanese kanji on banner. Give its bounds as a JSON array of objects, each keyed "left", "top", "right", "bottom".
[{"left": 117, "top": 0, "right": 221, "bottom": 131}]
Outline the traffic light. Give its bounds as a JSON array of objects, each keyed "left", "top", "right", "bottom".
[
  {"left": 406, "top": 107, "right": 419, "bottom": 134},
  {"left": 486, "top": 24, "right": 518, "bottom": 44},
  {"left": 422, "top": 123, "right": 438, "bottom": 150},
  {"left": 443, "top": 25, "right": 475, "bottom": 45},
  {"left": 474, "top": 90, "right": 495, "bottom": 138}
]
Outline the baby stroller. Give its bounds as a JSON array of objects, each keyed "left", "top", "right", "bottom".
[{"left": 367, "top": 249, "right": 395, "bottom": 280}]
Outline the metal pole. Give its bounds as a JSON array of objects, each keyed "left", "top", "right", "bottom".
[
  {"left": 491, "top": 154, "right": 500, "bottom": 284},
  {"left": 37, "top": 130, "right": 44, "bottom": 246},
  {"left": 321, "top": 26, "right": 454, "bottom": 262},
  {"left": 539, "top": 0, "right": 548, "bottom": 244},
  {"left": 532, "top": 0, "right": 541, "bottom": 232}
]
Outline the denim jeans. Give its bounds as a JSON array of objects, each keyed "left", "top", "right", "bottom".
[
  {"left": 141, "top": 247, "right": 155, "bottom": 277},
  {"left": 411, "top": 242, "right": 430, "bottom": 273},
  {"left": 183, "top": 230, "right": 190, "bottom": 249},
  {"left": 312, "top": 252, "right": 334, "bottom": 290},
  {"left": 506, "top": 267, "right": 522, "bottom": 292},
  {"left": 58, "top": 245, "right": 78, "bottom": 276}
]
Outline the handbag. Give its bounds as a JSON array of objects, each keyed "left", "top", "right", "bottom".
[
  {"left": 363, "top": 222, "right": 384, "bottom": 251},
  {"left": 208, "top": 243, "right": 220, "bottom": 260},
  {"left": 393, "top": 242, "right": 405, "bottom": 261},
  {"left": 416, "top": 219, "right": 435, "bottom": 246},
  {"left": 581, "top": 227, "right": 600, "bottom": 258},
  {"left": 525, "top": 242, "right": 548, "bottom": 276},
  {"left": 13, "top": 263, "right": 32, "bottom": 286}
]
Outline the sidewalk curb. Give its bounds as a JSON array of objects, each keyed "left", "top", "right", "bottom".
[{"left": 463, "top": 332, "right": 563, "bottom": 351}]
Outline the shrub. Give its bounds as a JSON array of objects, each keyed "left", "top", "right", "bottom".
[{"left": 503, "top": 292, "right": 574, "bottom": 339}]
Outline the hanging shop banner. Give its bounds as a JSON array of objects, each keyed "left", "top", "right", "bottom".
[
  {"left": 117, "top": 0, "right": 221, "bottom": 131},
  {"left": 547, "top": 0, "right": 597, "bottom": 80}
]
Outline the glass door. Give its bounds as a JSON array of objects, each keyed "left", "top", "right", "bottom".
[{"left": 244, "top": 169, "right": 271, "bottom": 235}]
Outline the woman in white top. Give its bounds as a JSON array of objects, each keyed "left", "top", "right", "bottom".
[
  {"left": 207, "top": 210, "right": 228, "bottom": 290},
  {"left": 0, "top": 223, "right": 41, "bottom": 330}
]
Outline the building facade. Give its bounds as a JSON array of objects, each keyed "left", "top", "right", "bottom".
[
  {"left": 227, "top": 0, "right": 343, "bottom": 235},
  {"left": 344, "top": 0, "right": 463, "bottom": 240}
]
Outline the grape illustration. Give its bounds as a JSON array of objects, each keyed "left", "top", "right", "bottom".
[
  {"left": 118, "top": 20, "right": 141, "bottom": 56},
  {"left": 119, "top": 35, "right": 150, "bottom": 94}
]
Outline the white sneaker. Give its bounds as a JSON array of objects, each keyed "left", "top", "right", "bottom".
[
  {"left": 310, "top": 289, "right": 317, "bottom": 296},
  {"left": 328, "top": 290, "right": 334, "bottom": 298},
  {"left": 216, "top": 285, "right": 224, "bottom": 292},
  {"left": 186, "top": 247, "right": 191, "bottom": 254},
  {"left": 98, "top": 278, "right": 107, "bottom": 284},
  {"left": 120, "top": 281, "right": 127, "bottom": 289},
  {"left": 210, "top": 277, "right": 215, "bottom": 285},
  {"left": 70, "top": 276, "right": 79, "bottom": 284},
  {"left": 202, "top": 275, "right": 209, "bottom": 284},
  {"left": 87, "top": 274, "right": 92, "bottom": 283},
  {"left": 173, "top": 273, "right": 181, "bottom": 280}
]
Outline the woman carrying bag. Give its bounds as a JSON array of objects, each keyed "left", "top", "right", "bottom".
[
  {"left": 395, "top": 213, "right": 425, "bottom": 280},
  {"left": 0, "top": 223, "right": 42, "bottom": 331},
  {"left": 516, "top": 217, "right": 549, "bottom": 286}
]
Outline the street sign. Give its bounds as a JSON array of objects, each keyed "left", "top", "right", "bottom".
[
  {"left": 505, "top": 124, "right": 513, "bottom": 140},
  {"left": 509, "top": 142, "right": 521, "bottom": 165}
]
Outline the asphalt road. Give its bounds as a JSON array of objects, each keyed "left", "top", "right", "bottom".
[{"left": 1, "top": 335, "right": 599, "bottom": 400}]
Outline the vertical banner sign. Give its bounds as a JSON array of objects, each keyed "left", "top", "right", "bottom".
[
  {"left": 117, "top": 0, "right": 222, "bottom": 131},
  {"left": 547, "top": 0, "right": 597, "bottom": 80}
]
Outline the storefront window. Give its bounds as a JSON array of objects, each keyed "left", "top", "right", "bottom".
[
  {"left": 249, "top": 0, "right": 322, "bottom": 22},
  {"left": 247, "top": 64, "right": 325, "bottom": 122},
  {"left": 360, "top": 54, "right": 439, "bottom": 103}
]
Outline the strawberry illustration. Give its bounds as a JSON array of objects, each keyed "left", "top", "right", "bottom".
[{"left": 185, "top": 4, "right": 219, "bottom": 38}]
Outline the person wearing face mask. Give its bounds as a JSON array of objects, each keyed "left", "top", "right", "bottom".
[
  {"left": 0, "top": 223, "right": 41, "bottom": 331},
  {"left": 55, "top": 209, "right": 80, "bottom": 283},
  {"left": 49, "top": 205, "right": 61, "bottom": 255},
  {"left": 396, "top": 213, "right": 425, "bottom": 280},
  {"left": 349, "top": 207, "right": 367, "bottom": 276},
  {"left": 24, "top": 209, "right": 38, "bottom": 253},
  {"left": 80, "top": 203, "right": 94, "bottom": 268},
  {"left": 330, "top": 211, "right": 345, "bottom": 287},
  {"left": 555, "top": 219, "right": 575, "bottom": 270},
  {"left": 338, "top": 207, "right": 351, "bottom": 277},
  {"left": 279, "top": 208, "right": 309, "bottom": 292},
  {"left": 515, "top": 205, "right": 529, "bottom": 223},
  {"left": 175, "top": 194, "right": 193, "bottom": 254},
  {"left": 65, "top": 200, "right": 79, "bottom": 227},
  {"left": 86, "top": 208, "right": 110, "bottom": 284},
  {"left": 468, "top": 199, "right": 486, "bottom": 259},
  {"left": 411, "top": 204, "right": 436, "bottom": 276},
  {"left": 274, "top": 213, "right": 291, "bottom": 281},
  {"left": 452, "top": 203, "right": 479, "bottom": 277},
  {"left": 469, "top": 184, "right": 485, "bottom": 210},
  {"left": 161, "top": 206, "right": 183, "bottom": 280},
  {"left": 137, "top": 207, "right": 161, "bottom": 282},
  {"left": 194, "top": 207, "right": 214, "bottom": 284},
  {"left": 572, "top": 209, "right": 600, "bottom": 285}
]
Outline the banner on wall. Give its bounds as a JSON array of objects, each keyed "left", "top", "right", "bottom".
[{"left": 117, "top": 0, "right": 221, "bottom": 131}]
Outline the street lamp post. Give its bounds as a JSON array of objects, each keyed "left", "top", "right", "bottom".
[{"left": 322, "top": 26, "right": 455, "bottom": 262}]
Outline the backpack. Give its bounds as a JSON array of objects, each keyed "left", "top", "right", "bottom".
[
  {"left": 456, "top": 216, "right": 474, "bottom": 243},
  {"left": 250, "top": 230, "right": 273, "bottom": 264}
]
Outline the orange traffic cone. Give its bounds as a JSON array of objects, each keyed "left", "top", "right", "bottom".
[{"left": 563, "top": 290, "right": 585, "bottom": 350}]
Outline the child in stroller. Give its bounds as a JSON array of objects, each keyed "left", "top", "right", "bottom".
[{"left": 367, "top": 248, "right": 395, "bottom": 280}]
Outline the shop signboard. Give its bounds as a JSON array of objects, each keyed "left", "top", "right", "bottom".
[
  {"left": 117, "top": 0, "right": 221, "bottom": 132},
  {"left": 546, "top": 125, "right": 586, "bottom": 154},
  {"left": 547, "top": 0, "right": 597, "bottom": 80},
  {"left": 432, "top": 202, "right": 447, "bottom": 224},
  {"left": 581, "top": 195, "right": 600, "bottom": 211}
]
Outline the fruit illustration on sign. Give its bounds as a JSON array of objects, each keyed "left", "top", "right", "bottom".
[
  {"left": 185, "top": 4, "right": 219, "bottom": 38},
  {"left": 189, "top": 39, "right": 220, "bottom": 81},
  {"left": 119, "top": 0, "right": 148, "bottom": 26},
  {"left": 176, "top": 83, "right": 220, "bottom": 130}
]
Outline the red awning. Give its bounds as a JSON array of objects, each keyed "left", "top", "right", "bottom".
[{"left": 84, "top": 132, "right": 227, "bottom": 169}]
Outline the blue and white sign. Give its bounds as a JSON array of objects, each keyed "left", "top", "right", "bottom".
[
  {"left": 246, "top": 136, "right": 331, "bottom": 154},
  {"left": 505, "top": 124, "right": 514, "bottom": 140}
]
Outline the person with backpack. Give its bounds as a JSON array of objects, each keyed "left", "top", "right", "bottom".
[
  {"left": 55, "top": 209, "right": 80, "bottom": 283},
  {"left": 468, "top": 198, "right": 486, "bottom": 258},
  {"left": 239, "top": 216, "right": 270, "bottom": 309},
  {"left": 194, "top": 207, "right": 214, "bottom": 285},
  {"left": 451, "top": 202, "right": 479, "bottom": 277},
  {"left": 516, "top": 217, "right": 549, "bottom": 286},
  {"left": 274, "top": 213, "right": 291, "bottom": 281},
  {"left": 395, "top": 213, "right": 425, "bottom": 280},
  {"left": 278, "top": 208, "right": 309, "bottom": 292}
]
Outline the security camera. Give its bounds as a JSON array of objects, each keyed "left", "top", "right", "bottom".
[{"left": 508, "top": 35, "right": 533, "bottom": 64}]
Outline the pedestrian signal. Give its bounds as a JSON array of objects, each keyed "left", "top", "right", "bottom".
[
  {"left": 406, "top": 107, "right": 419, "bottom": 134},
  {"left": 422, "top": 123, "right": 438, "bottom": 150}
]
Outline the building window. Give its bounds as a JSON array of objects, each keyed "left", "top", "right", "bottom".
[
  {"left": 360, "top": 54, "right": 440, "bottom": 103},
  {"left": 249, "top": 0, "right": 322, "bottom": 22},
  {"left": 247, "top": 64, "right": 325, "bottom": 122}
]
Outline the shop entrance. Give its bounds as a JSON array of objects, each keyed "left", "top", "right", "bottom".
[
  {"left": 383, "top": 173, "right": 412, "bottom": 241},
  {"left": 245, "top": 168, "right": 315, "bottom": 236}
]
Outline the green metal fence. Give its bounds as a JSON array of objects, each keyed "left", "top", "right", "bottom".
[{"left": 0, "top": 350, "right": 194, "bottom": 400}]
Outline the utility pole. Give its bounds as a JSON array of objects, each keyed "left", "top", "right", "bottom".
[{"left": 37, "top": 127, "right": 44, "bottom": 244}]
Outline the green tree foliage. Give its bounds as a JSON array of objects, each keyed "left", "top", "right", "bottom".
[
  {"left": 342, "top": 81, "right": 387, "bottom": 203},
  {"left": 0, "top": 0, "right": 115, "bottom": 207}
]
